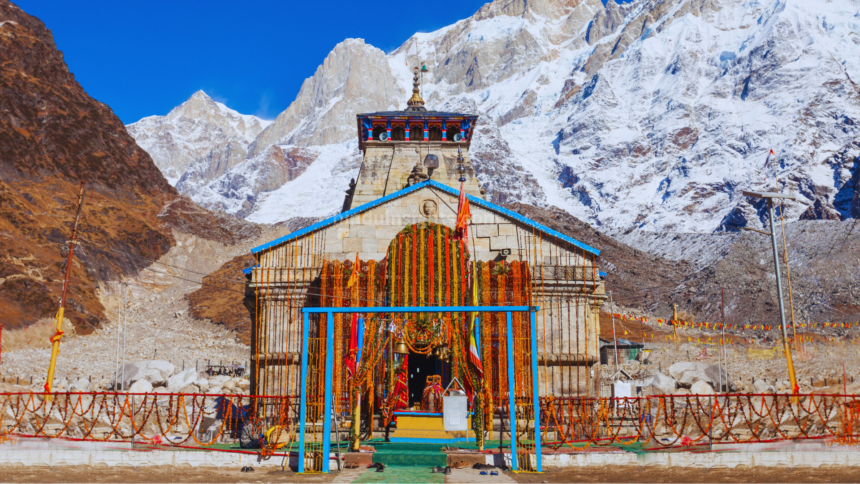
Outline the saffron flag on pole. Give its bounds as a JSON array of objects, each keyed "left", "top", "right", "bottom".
[
  {"left": 468, "top": 260, "right": 483, "bottom": 376},
  {"left": 454, "top": 181, "right": 471, "bottom": 244},
  {"left": 347, "top": 252, "right": 359, "bottom": 288},
  {"left": 346, "top": 313, "right": 358, "bottom": 380}
]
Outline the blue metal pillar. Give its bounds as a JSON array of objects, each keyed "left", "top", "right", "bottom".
[
  {"left": 322, "top": 311, "right": 335, "bottom": 473},
  {"left": 529, "top": 310, "right": 542, "bottom": 471},
  {"left": 505, "top": 311, "right": 518, "bottom": 471},
  {"left": 298, "top": 311, "right": 310, "bottom": 473}
]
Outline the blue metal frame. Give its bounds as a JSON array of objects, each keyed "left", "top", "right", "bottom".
[
  {"left": 251, "top": 180, "right": 599, "bottom": 256},
  {"left": 505, "top": 311, "right": 518, "bottom": 471},
  {"left": 529, "top": 310, "right": 542, "bottom": 472},
  {"left": 296, "top": 305, "right": 541, "bottom": 473},
  {"left": 298, "top": 312, "right": 310, "bottom": 472}
]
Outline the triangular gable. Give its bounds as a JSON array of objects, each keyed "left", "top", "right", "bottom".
[{"left": 251, "top": 180, "right": 600, "bottom": 256}]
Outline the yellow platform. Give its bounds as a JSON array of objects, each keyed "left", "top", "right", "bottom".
[{"left": 391, "top": 411, "right": 475, "bottom": 443}]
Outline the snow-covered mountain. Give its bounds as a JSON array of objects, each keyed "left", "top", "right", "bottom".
[
  {"left": 127, "top": 91, "right": 271, "bottom": 185},
  {"left": 128, "top": 0, "right": 860, "bottom": 232}
]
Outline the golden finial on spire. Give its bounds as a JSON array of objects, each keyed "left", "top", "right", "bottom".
[{"left": 406, "top": 66, "right": 426, "bottom": 112}]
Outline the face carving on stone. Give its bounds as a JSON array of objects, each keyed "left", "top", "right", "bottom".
[{"left": 421, "top": 200, "right": 438, "bottom": 217}]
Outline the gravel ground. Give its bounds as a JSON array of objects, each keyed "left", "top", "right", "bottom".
[
  {"left": 0, "top": 226, "right": 291, "bottom": 387},
  {"left": 604, "top": 341, "right": 860, "bottom": 394}
]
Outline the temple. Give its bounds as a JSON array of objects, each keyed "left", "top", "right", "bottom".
[
  {"left": 246, "top": 68, "right": 606, "bottom": 472},
  {"left": 346, "top": 68, "right": 482, "bottom": 208}
]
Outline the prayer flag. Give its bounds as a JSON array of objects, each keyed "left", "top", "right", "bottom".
[
  {"left": 346, "top": 313, "right": 359, "bottom": 379},
  {"left": 468, "top": 260, "right": 483, "bottom": 376},
  {"left": 454, "top": 181, "right": 472, "bottom": 243},
  {"left": 347, "top": 252, "right": 360, "bottom": 288}
]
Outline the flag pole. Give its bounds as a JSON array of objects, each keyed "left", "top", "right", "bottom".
[{"left": 45, "top": 181, "right": 86, "bottom": 397}]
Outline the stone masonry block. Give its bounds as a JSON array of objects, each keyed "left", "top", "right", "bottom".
[
  {"left": 375, "top": 226, "right": 402, "bottom": 241},
  {"left": 361, "top": 238, "right": 377, "bottom": 253},
  {"left": 473, "top": 250, "right": 495, "bottom": 262},
  {"left": 325, "top": 239, "right": 343, "bottom": 253},
  {"left": 472, "top": 236, "right": 490, "bottom": 250},
  {"left": 350, "top": 225, "right": 376, "bottom": 238},
  {"left": 475, "top": 224, "right": 498, "bottom": 238},
  {"left": 343, "top": 238, "right": 363, "bottom": 253},
  {"left": 498, "top": 224, "right": 516, "bottom": 236},
  {"left": 378, "top": 239, "right": 393, "bottom": 253},
  {"left": 471, "top": 209, "right": 495, "bottom": 224},
  {"left": 337, "top": 228, "right": 350, "bottom": 239},
  {"left": 489, "top": 236, "right": 510, "bottom": 251}
]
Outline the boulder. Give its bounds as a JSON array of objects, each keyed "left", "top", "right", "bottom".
[
  {"left": 668, "top": 362, "right": 734, "bottom": 391},
  {"left": 167, "top": 369, "right": 199, "bottom": 389},
  {"left": 648, "top": 372, "right": 678, "bottom": 394},
  {"left": 128, "top": 379, "right": 153, "bottom": 393},
  {"left": 690, "top": 381, "right": 715, "bottom": 395},
  {"left": 180, "top": 384, "right": 199, "bottom": 394},
  {"left": 208, "top": 375, "right": 231, "bottom": 388},
  {"left": 754, "top": 379, "right": 775, "bottom": 394},
  {"left": 68, "top": 378, "right": 90, "bottom": 393},
  {"left": 194, "top": 378, "right": 209, "bottom": 391},
  {"left": 112, "top": 360, "right": 175, "bottom": 389}
]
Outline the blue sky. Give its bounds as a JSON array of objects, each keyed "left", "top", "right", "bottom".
[
  {"left": 16, "top": 0, "right": 491, "bottom": 124},
  {"left": 17, "top": 1, "right": 624, "bottom": 124}
]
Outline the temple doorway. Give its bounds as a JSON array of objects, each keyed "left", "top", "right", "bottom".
[{"left": 407, "top": 352, "right": 444, "bottom": 408}]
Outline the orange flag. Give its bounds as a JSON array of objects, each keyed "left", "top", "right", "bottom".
[
  {"left": 347, "top": 252, "right": 360, "bottom": 288},
  {"left": 455, "top": 181, "right": 471, "bottom": 243}
]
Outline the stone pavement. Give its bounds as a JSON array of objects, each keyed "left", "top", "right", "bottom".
[{"left": 331, "top": 466, "right": 515, "bottom": 483}]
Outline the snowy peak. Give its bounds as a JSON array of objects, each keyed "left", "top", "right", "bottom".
[
  {"left": 250, "top": 38, "right": 404, "bottom": 153},
  {"left": 130, "top": 0, "right": 860, "bottom": 234},
  {"left": 127, "top": 90, "right": 271, "bottom": 185},
  {"left": 165, "top": 90, "right": 270, "bottom": 144}
]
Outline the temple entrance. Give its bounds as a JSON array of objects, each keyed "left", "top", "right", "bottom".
[{"left": 407, "top": 352, "right": 445, "bottom": 407}]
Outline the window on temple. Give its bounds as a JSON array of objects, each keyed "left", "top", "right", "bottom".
[
  {"left": 391, "top": 126, "right": 406, "bottom": 141},
  {"left": 446, "top": 125, "right": 460, "bottom": 142},
  {"left": 409, "top": 125, "right": 422, "bottom": 141},
  {"left": 372, "top": 125, "right": 387, "bottom": 141},
  {"left": 428, "top": 126, "right": 443, "bottom": 141}
]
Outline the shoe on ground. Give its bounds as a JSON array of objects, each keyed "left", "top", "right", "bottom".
[{"left": 444, "top": 466, "right": 452, "bottom": 475}]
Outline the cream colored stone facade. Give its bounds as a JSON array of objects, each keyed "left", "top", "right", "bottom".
[
  {"left": 251, "top": 184, "right": 606, "bottom": 398},
  {"left": 349, "top": 142, "right": 483, "bottom": 209}
]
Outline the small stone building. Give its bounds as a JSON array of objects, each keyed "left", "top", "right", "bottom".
[{"left": 247, "top": 70, "right": 607, "bottom": 422}]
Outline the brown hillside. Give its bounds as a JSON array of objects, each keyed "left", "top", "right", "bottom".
[{"left": 0, "top": 1, "right": 257, "bottom": 333}]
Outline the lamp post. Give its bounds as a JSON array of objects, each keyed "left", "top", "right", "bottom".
[{"left": 741, "top": 191, "right": 799, "bottom": 395}]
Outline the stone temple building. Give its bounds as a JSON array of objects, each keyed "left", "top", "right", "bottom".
[{"left": 246, "top": 68, "right": 606, "bottom": 445}]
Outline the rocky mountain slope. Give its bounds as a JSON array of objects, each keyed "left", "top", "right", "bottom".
[
  {"left": 0, "top": 0, "right": 258, "bottom": 333},
  {"left": 127, "top": 91, "right": 271, "bottom": 186},
  {"left": 130, "top": 0, "right": 860, "bottom": 233}
]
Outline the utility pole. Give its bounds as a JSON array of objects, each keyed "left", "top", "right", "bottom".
[
  {"left": 610, "top": 291, "right": 619, "bottom": 371},
  {"left": 672, "top": 303, "right": 679, "bottom": 346},
  {"left": 742, "top": 191, "right": 799, "bottom": 395},
  {"left": 45, "top": 181, "right": 86, "bottom": 395},
  {"left": 720, "top": 288, "right": 726, "bottom": 392}
]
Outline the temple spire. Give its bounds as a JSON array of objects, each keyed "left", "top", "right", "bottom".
[{"left": 406, "top": 66, "right": 426, "bottom": 112}]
